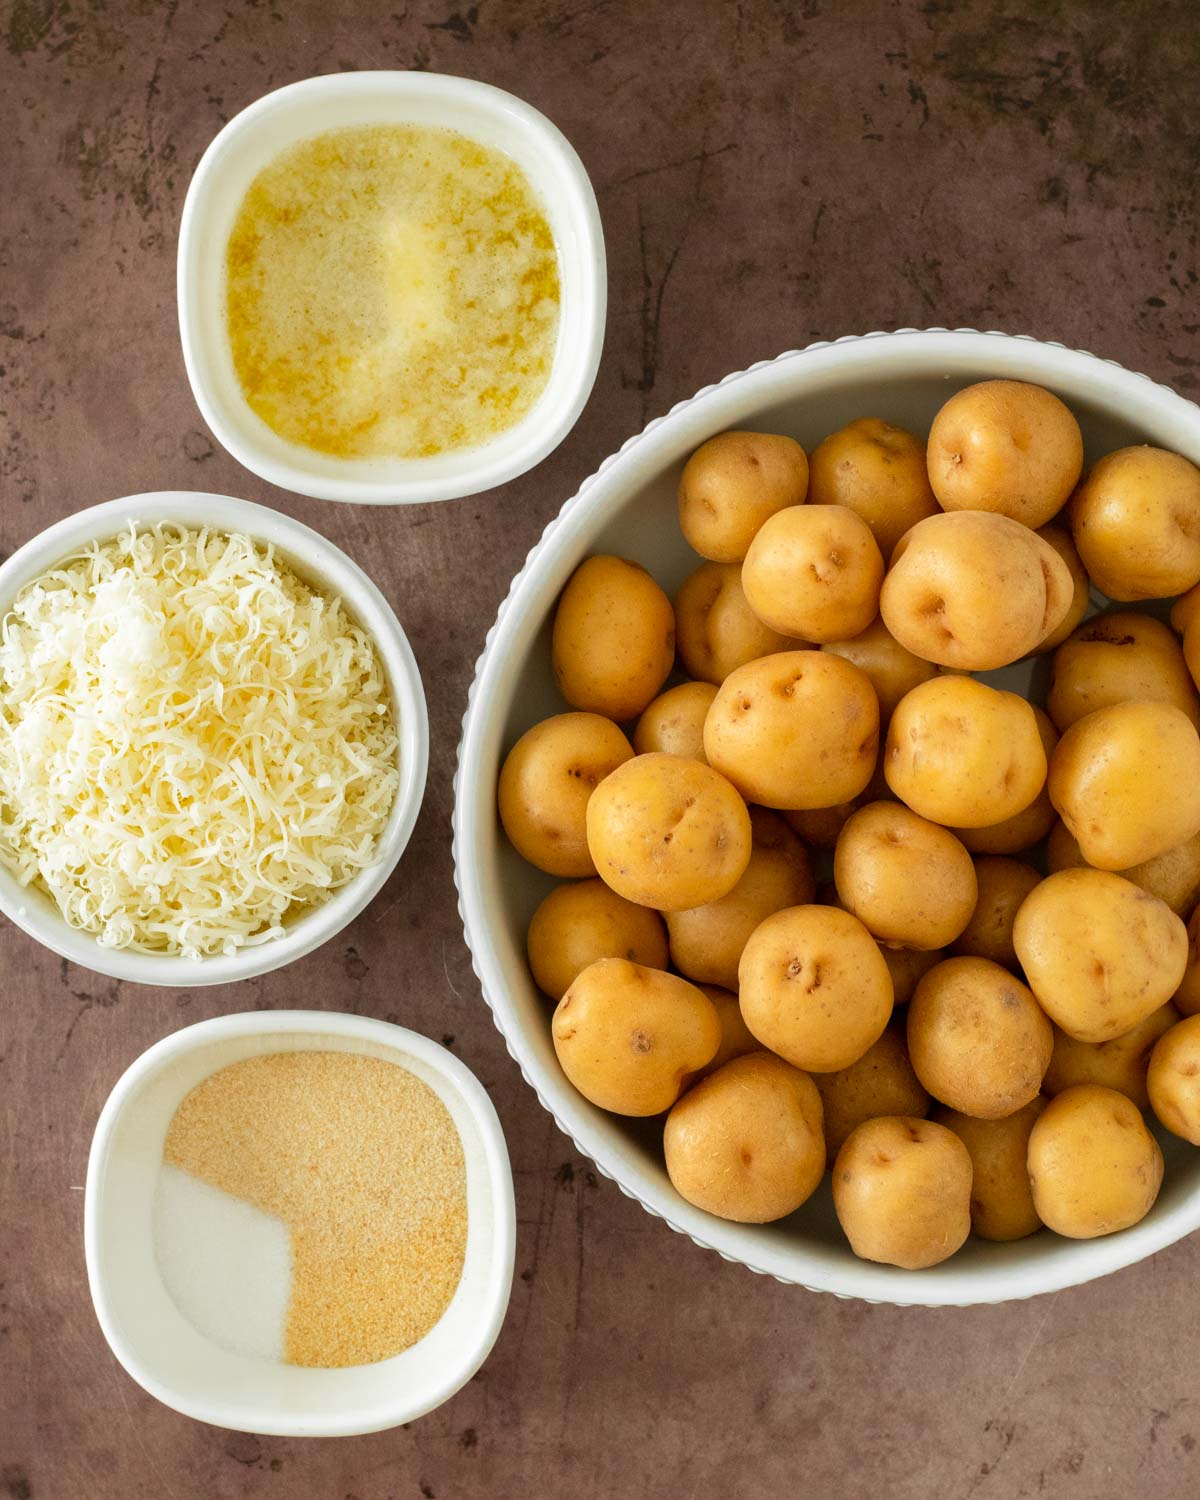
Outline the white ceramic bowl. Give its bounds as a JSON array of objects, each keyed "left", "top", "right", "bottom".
[
  {"left": 178, "top": 71, "right": 606, "bottom": 505},
  {"left": 84, "top": 1010, "right": 515, "bottom": 1436},
  {"left": 0, "top": 492, "right": 428, "bottom": 987},
  {"left": 454, "top": 327, "right": 1200, "bottom": 1307}
]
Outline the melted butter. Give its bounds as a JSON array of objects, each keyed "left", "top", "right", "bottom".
[{"left": 225, "top": 124, "right": 561, "bottom": 461}]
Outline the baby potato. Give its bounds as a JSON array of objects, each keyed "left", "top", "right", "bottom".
[
  {"left": 1174, "top": 906, "right": 1200, "bottom": 1017},
  {"left": 498, "top": 713, "right": 634, "bottom": 876},
  {"left": 1070, "top": 446, "right": 1200, "bottom": 601},
  {"left": 926, "top": 379, "right": 1083, "bottom": 527},
  {"left": 821, "top": 615, "right": 939, "bottom": 721},
  {"left": 1047, "top": 612, "right": 1200, "bottom": 732},
  {"left": 1027, "top": 1084, "right": 1164, "bottom": 1238},
  {"left": 807, "top": 417, "right": 940, "bottom": 558},
  {"left": 1171, "top": 581, "right": 1200, "bottom": 636},
  {"left": 705, "top": 650, "right": 878, "bottom": 809},
  {"left": 1046, "top": 820, "right": 1200, "bottom": 917},
  {"left": 1048, "top": 701, "right": 1200, "bottom": 869},
  {"left": 738, "top": 904, "right": 893, "bottom": 1071},
  {"left": 813, "top": 1024, "right": 930, "bottom": 1163},
  {"left": 688, "top": 985, "right": 759, "bottom": 1081},
  {"left": 833, "top": 1116, "right": 973, "bottom": 1269},
  {"left": 527, "top": 878, "right": 669, "bottom": 999},
  {"left": 742, "top": 504, "right": 884, "bottom": 643},
  {"left": 886, "top": 676, "right": 1046, "bottom": 828},
  {"left": 935, "top": 1098, "right": 1046, "bottom": 1242},
  {"left": 880, "top": 511, "right": 1074, "bottom": 670},
  {"left": 674, "top": 562, "right": 796, "bottom": 685},
  {"left": 1013, "top": 869, "right": 1188, "bottom": 1042},
  {"left": 950, "top": 857, "right": 1042, "bottom": 970},
  {"left": 881, "top": 944, "right": 945, "bottom": 1006},
  {"left": 1147, "top": 1014, "right": 1200, "bottom": 1144},
  {"left": 664, "top": 1051, "right": 825, "bottom": 1222},
  {"left": 783, "top": 801, "right": 857, "bottom": 848},
  {"left": 907, "top": 957, "right": 1053, "bottom": 1119},
  {"left": 833, "top": 801, "right": 977, "bottom": 950},
  {"left": 634, "top": 681, "right": 717, "bottom": 762},
  {"left": 678, "top": 431, "right": 809, "bottom": 563},
  {"left": 586, "top": 752, "right": 751, "bottom": 911},
  {"left": 951, "top": 707, "right": 1059, "bottom": 855},
  {"left": 551, "top": 959, "right": 721, "bottom": 1115},
  {"left": 666, "top": 808, "right": 814, "bottom": 989},
  {"left": 1044, "top": 1003, "right": 1180, "bottom": 1111},
  {"left": 552, "top": 555, "right": 675, "bottom": 721},
  {"left": 1035, "top": 523, "right": 1091, "bottom": 652}
]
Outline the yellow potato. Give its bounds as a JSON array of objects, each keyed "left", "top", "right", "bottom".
[
  {"left": 907, "top": 957, "right": 1052, "bottom": 1119},
  {"left": 950, "top": 857, "right": 1042, "bottom": 970},
  {"left": 783, "top": 802, "right": 857, "bottom": 848},
  {"left": 1070, "top": 446, "right": 1200, "bottom": 601},
  {"left": 678, "top": 431, "right": 809, "bottom": 563},
  {"left": 881, "top": 944, "right": 945, "bottom": 1006},
  {"left": 498, "top": 713, "right": 634, "bottom": 876},
  {"left": 1171, "top": 581, "right": 1200, "bottom": 636},
  {"left": 1048, "top": 701, "right": 1200, "bottom": 869},
  {"left": 950, "top": 707, "right": 1059, "bottom": 855},
  {"left": 674, "top": 562, "right": 796, "bottom": 685},
  {"left": 833, "top": 801, "right": 977, "bottom": 950},
  {"left": 885, "top": 676, "right": 1046, "bottom": 828},
  {"left": 1044, "top": 1003, "right": 1180, "bottom": 1111},
  {"left": 742, "top": 504, "right": 883, "bottom": 642},
  {"left": 551, "top": 959, "right": 721, "bottom": 1116},
  {"left": 880, "top": 511, "right": 1073, "bottom": 670},
  {"left": 813, "top": 1024, "right": 930, "bottom": 1163},
  {"left": 1034, "top": 522, "right": 1091, "bottom": 652},
  {"left": 586, "top": 752, "right": 751, "bottom": 911},
  {"left": 926, "top": 379, "right": 1083, "bottom": 527},
  {"left": 633, "top": 681, "right": 717, "bottom": 762},
  {"left": 664, "top": 1051, "right": 825, "bottom": 1222},
  {"left": 935, "top": 1099, "right": 1046, "bottom": 1242},
  {"left": 1174, "top": 905, "right": 1200, "bottom": 1018},
  {"left": 1046, "top": 820, "right": 1200, "bottom": 917},
  {"left": 738, "top": 904, "right": 893, "bottom": 1071},
  {"left": 687, "top": 985, "right": 759, "bottom": 1081},
  {"left": 526, "top": 878, "right": 669, "bottom": 999},
  {"left": 705, "top": 650, "right": 878, "bottom": 809},
  {"left": 821, "top": 615, "right": 939, "bottom": 721},
  {"left": 1012, "top": 868, "right": 1188, "bottom": 1042},
  {"left": 1147, "top": 1014, "right": 1200, "bottom": 1144},
  {"left": 1027, "top": 1084, "right": 1164, "bottom": 1238},
  {"left": 807, "top": 417, "right": 940, "bottom": 558},
  {"left": 666, "top": 808, "right": 814, "bottom": 989},
  {"left": 833, "top": 1116, "right": 973, "bottom": 1269},
  {"left": 552, "top": 555, "right": 675, "bottom": 721},
  {"left": 1047, "top": 612, "right": 1200, "bottom": 732}
]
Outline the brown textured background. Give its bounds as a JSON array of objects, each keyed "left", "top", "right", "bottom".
[{"left": 2, "top": 1, "right": 1200, "bottom": 1496}]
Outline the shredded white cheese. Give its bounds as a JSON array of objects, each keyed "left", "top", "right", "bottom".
[{"left": 0, "top": 524, "right": 400, "bottom": 958}]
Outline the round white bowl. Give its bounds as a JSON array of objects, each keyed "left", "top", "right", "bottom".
[
  {"left": 453, "top": 327, "right": 1200, "bottom": 1307},
  {"left": 0, "top": 492, "right": 428, "bottom": 987},
  {"left": 178, "top": 71, "right": 606, "bottom": 505},
  {"left": 84, "top": 1010, "right": 515, "bottom": 1436}
]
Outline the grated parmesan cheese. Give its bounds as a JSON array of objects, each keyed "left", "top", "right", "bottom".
[{"left": 0, "top": 524, "right": 400, "bottom": 958}]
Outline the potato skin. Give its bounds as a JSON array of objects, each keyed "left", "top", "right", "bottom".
[
  {"left": 552, "top": 555, "right": 675, "bottom": 721},
  {"left": 813, "top": 1025, "right": 930, "bottom": 1163},
  {"left": 1174, "top": 905, "right": 1200, "bottom": 1017},
  {"left": 1044, "top": 1003, "right": 1180, "bottom": 1111},
  {"left": 633, "top": 681, "right": 717, "bottom": 762},
  {"left": 1048, "top": 701, "right": 1200, "bottom": 870},
  {"left": 1013, "top": 868, "right": 1188, "bottom": 1043},
  {"left": 687, "top": 985, "right": 759, "bottom": 1082},
  {"left": 1171, "top": 581, "right": 1200, "bottom": 636},
  {"left": 880, "top": 511, "right": 1074, "bottom": 671},
  {"left": 833, "top": 1116, "right": 973, "bottom": 1269},
  {"left": 885, "top": 676, "right": 1046, "bottom": 829},
  {"left": 1046, "top": 820, "right": 1200, "bottom": 917},
  {"left": 807, "top": 417, "right": 940, "bottom": 558},
  {"left": 742, "top": 503, "right": 884, "bottom": 643},
  {"left": 498, "top": 713, "right": 634, "bottom": 876},
  {"left": 1027, "top": 1084, "right": 1164, "bottom": 1238},
  {"left": 527, "top": 878, "right": 669, "bottom": 999},
  {"left": 821, "top": 615, "right": 939, "bottom": 721},
  {"left": 1147, "top": 1014, "right": 1200, "bottom": 1144},
  {"left": 664, "top": 1051, "right": 825, "bottom": 1222},
  {"left": 678, "top": 431, "right": 809, "bottom": 563},
  {"left": 783, "top": 802, "right": 857, "bottom": 848},
  {"left": 935, "top": 1098, "right": 1046, "bottom": 1242},
  {"left": 1034, "top": 523, "right": 1091, "bottom": 652},
  {"left": 1047, "top": 612, "right": 1200, "bottom": 732},
  {"left": 926, "top": 379, "right": 1083, "bottom": 528},
  {"left": 666, "top": 808, "right": 814, "bottom": 989},
  {"left": 907, "top": 957, "right": 1052, "bottom": 1119},
  {"left": 552, "top": 959, "right": 721, "bottom": 1116},
  {"left": 1070, "top": 446, "right": 1200, "bottom": 601},
  {"left": 881, "top": 944, "right": 945, "bottom": 1006},
  {"left": 950, "top": 707, "right": 1059, "bottom": 855},
  {"left": 950, "top": 857, "right": 1042, "bottom": 970},
  {"left": 674, "top": 562, "right": 795, "bottom": 685},
  {"left": 833, "top": 801, "right": 977, "bottom": 950},
  {"left": 705, "top": 650, "right": 878, "bottom": 810},
  {"left": 586, "top": 752, "right": 751, "bottom": 911}
]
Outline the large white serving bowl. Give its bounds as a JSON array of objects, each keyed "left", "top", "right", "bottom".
[
  {"left": 453, "top": 327, "right": 1200, "bottom": 1307},
  {"left": 0, "top": 492, "right": 428, "bottom": 987}
]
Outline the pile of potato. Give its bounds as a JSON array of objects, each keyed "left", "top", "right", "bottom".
[{"left": 498, "top": 378, "right": 1200, "bottom": 1271}]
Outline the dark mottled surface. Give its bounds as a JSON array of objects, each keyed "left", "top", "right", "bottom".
[{"left": 2, "top": 1, "right": 1199, "bottom": 1495}]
